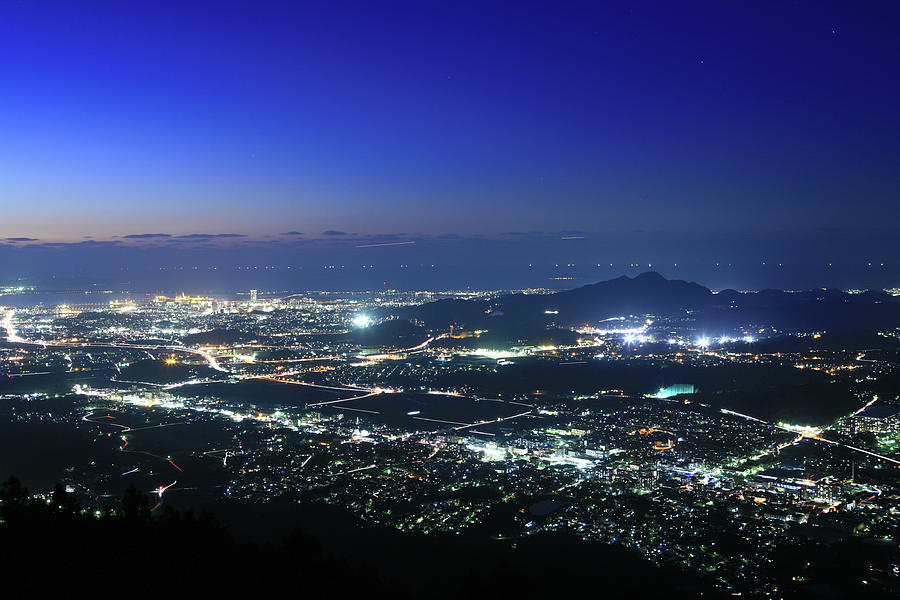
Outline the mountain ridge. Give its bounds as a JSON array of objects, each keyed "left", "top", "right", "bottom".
[{"left": 393, "top": 272, "right": 900, "bottom": 331}]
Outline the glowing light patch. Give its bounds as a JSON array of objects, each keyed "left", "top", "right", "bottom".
[{"left": 351, "top": 314, "right": 374, "bottom": 328}]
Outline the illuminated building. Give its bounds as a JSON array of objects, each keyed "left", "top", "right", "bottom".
[
  {"left": 653, "top": 384, "right": 695, "bottom": 399},
  {"left": 840, "top": 405, "right": 900, "bottom": 436}
]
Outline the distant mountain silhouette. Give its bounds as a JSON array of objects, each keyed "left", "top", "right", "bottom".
[{"left": 396, "top": 272, "right": 900, "bottom": 331}]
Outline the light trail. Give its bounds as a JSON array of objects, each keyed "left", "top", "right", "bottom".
[
  {"left": 850, "top": 395, "right": 879, "bottom": 417},
  {"left": 856, "top": 351, "right": 877, "bottom": 363},
  {"left": 252, "top": 356, "right": 339, "bottom": 364},
  {"left": 723, "top": 400, "right": 900, "bottom": 468},
  {"left": 451, "top": 409, "right": 533, "bottom": 431},
  {"left": 121, "top": 436, "right": 183, "bottom": 471},
  {"left": 83, "top": 411, "right": 186, "bottom": 511},
  {"left": 2, "top": 309, "right": 25, "bottom": 343},
  {"left": 0, "top": 325, "right": 228, "bottom": 373},
  {"left": 163, "top": 378, "right": 219, "bottom": 390},
  {"left": 123, "top": 421, "right": 187, "bottom": 432},
  {"left": 331, "top": 406, "right": 380, "bottom": 415},
  {"left": 555, "top": 478, "right": 585, "bottom": 493},
  {"left": 386, "top": 333, "right": 448, "bottom": 354},
  {"left": 112, "top": 378, "right": 167, "bottom": 387},
  {"left": 307, "top": 391, "right": 379, "bottom": 407},
  {"left": 202, "top": 448, "right": 234, "bottom": 466},
  {"left": 82, "top": 413, "right": 129, "bottom": 430},
  {"left": 6, "top": 371, "right": 52, "bottom": 377},
  {"left": 328, "top": 464, "right": 376, "bottom": 477},
  {"left": 156, "top": 480, "right": 177, "bottom": 496},
  {"left": 169, "top": 345, "right": 227, "bottom": 372},
  {"left": 816, "top": 437, "right": 900, "bottom": 465},
  {"left": 84, "top": 412, "right": 184, "bottom": 472},
  {"left": 255, "top": 377, "right": 371, "bottom": 393},
  {"left": 150, "top": 480, "right": 178, "bottom": 512},
  {"left": 721, "top": 408, "right": 770, "bottom": 425}
]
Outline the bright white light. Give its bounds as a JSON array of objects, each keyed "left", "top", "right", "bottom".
[
  {"left": 351, "top": 314, "right": 374, "bottom": 328},
  {"left": 696, "top": 337, "right": 710, "bottom": 349},
  {"left": 624, "top": 333, "right": 649, "bottom": 345},
  {"left": 743, "top": 335, "right": 755, "bottom": 343}
]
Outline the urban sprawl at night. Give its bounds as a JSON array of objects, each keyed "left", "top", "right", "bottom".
[{"left": 3, "top": 274, "right": 900, "bottom": 596}]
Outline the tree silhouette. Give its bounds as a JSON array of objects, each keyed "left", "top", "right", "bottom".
[
  {"left": 0, "top": 476, "right": 28, "bottom": 522},
  {"left": 121, "top": 484, "right": 150, "bottom": 520}
]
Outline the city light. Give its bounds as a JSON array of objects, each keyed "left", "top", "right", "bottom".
[
  {"left": 2, "top": 273, "right": 898, "bottom": 597},
  {"left": 351, "top": 314, "right": 374, "bottom": 328}
]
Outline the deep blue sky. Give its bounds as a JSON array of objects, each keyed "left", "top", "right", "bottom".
[{"left": 0, "top": 1, "right": 898, "bottom": 284}]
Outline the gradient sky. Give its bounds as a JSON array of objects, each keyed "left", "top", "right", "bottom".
[{"left": 0, "top": 1, "right": 898, "bottom": 276}]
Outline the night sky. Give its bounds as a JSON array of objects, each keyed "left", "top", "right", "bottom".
[{"left": 0, "top": 1, "right": 898, "bottom": 287}]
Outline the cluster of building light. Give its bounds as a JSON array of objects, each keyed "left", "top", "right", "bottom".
[
  {"left": 618, "top": 330, "right": 754, "bottom": 348},
  {"left": 623, "top": 333, "right": 649, "bottom": 344}
]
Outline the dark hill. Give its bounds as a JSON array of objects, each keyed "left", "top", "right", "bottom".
[
  {"left": 182, "top": 328, "right": 252, "bottom": 346},
  {"left": 398, "top": 272, "right": 715, "bottom": 328},
  {"left": 398, "top": 273, "right": 900, "bottom": 332},
  {"left": 0, "top": 477, "right": 708, "bottom": 599},
  {"left": 341, "top": 318, "right": 427, "bottom": 347}
]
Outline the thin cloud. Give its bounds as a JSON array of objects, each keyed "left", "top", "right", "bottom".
[
  {"left": 40, "top": 240, "right": 122, "bottom": 247},
  {"left": 321, "top": 230, "right": 347, "bottom": 236},
  {"left": 5, "top": 237, "right": 38, "bottom": 242},
  {"left": 175, "top": 233, "right": 247, "bottom": 239},
  {"left": 282, "top": 231, "right": 303, "bottom": 236},
  {"left": 124, "top": 233, "right": 171, "bottom": 239}
]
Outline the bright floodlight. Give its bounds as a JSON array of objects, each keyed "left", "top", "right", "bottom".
[
  {"left": 696, "top": 337, "right": 711, "bottom": 349},
  {"left": 351, "top": 314, "right": 374, "bottom": 328},
  {"left": 624, "top": 333, "right": 649, "bottom": 345}
]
